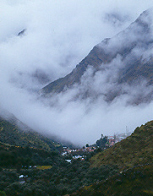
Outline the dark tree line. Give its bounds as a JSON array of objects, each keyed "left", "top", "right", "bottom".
[{"left": 0, "top": 157, "right": 119, "bottom": 196}]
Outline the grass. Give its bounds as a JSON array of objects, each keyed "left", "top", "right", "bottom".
[
  {"left": 36, "top": 165, "right": 52, "bottom": 170},
  {"left": 90, "top": 121, "right": 153, "bottom": 170},
  {"left": 77, "top": 164, "right": 153, "bottom": 196}
]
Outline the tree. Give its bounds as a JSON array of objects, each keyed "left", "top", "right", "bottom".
[
  {"left": 0, "top": 191, "right": 6, "bottom": 196},
  {"left": 96, "top": 136, "right": 108, "bottom": 149}
]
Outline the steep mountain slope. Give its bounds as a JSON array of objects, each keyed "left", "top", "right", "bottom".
[
  {"left": 76, "top": 164, "right": 153, "bottom": 196},
  {"left": 90, "top": 120, "right": 153, "bottom": 170},
  {"left": 42, "top": 8, "right": 153, "bottom": 104},
  {"left": 41, "top": 38, "right": 111, "bottom": 94},
  {"left": 0, "top": 117, "right": 61, "bottom": 152},
  {"left": 75, "top": 120, "right": 153, "bottom": 195}
]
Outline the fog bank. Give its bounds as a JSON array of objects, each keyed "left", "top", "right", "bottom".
[{"left": 1, "top": 0, "right": 153, "bottom": 145}]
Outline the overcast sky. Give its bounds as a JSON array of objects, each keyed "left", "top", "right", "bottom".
[{"left": 1, "top": 0, "right": 153, "bottom": 146}]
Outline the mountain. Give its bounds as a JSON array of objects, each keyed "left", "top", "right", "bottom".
[
  {"left": 75, "top": 120, "right": 153, "bottom": 195},
  {"left": 41, "top": 8, "right": 153, "bottom": 104},
  {"left": 0, "top": 117, "right": 61, "bottom": 152},
  {"left": 76, "top": 164, "right": 153, "bottom": 196},
  {"left": 90, "top": 120, "right": 153, "bottom": 170}
]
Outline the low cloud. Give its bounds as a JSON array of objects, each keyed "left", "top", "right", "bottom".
[{"left": 1, "top": 1, "right": 153, "bottom": 146}]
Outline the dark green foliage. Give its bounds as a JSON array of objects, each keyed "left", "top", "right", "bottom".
[
  {"left": 0, "top": 156, "right": 118, "bottom": 196},
  {"left": 76, "top": 164, "right": 153, "bottom": 196},
  {"left": 0, "top": 142, "right": 61, "bottom": 168},
  {"left": 0, "top": 191, "right": 6, "bottom": 196},
  {"left": 2, "top": 116, "right": 153, "bottom": 195},
  {"left": 76, "top": 120, "right": 153, "bottom": 195},
  {"left": 0, "top": 117, "right": 60, "bottom": 152},
  {"left": 96, "top": 136, "right": 108, "bottom": 149}
]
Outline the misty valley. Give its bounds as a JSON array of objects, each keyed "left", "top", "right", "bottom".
[
  {"left": 1, "top": 113, "right": 153, "bottom": 196},
  {"left": 1, "top": 1, "right": 153, "bottom": 196}
]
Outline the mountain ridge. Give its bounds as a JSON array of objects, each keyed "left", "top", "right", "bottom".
[
  {"left": 0, "top": 116, "right": 61, "bottom": 152},
  {"left": 75, "top": 119, "right": 153, "bottom": 195},
  {"left": 90, "top": 120, "right": 153, "bottom": 170},
  {"left": 41, "top": 8, "right": 153, "bottom": 104}
]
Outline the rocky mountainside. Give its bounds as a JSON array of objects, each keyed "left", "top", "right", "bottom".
[{"left": 42, "top": 8, "right": 153, "bottom": 104}]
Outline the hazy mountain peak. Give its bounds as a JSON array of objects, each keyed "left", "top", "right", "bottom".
[
  {"left": 41, "top": 8, "right": 153, "bottom": 105},
  {"left": 18, "top": 29, "right": 26, "bottom": 36}
]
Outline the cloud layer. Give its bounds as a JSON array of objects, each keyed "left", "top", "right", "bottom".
[{"left": 1, "top": 0, "right": 153, "bottom": 146}]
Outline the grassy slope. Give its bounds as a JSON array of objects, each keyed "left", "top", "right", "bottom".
[
  {"left": 90, "top": 120, "right": 153, "bottom": 170},
  {"left": 0, "top": 117, "right": 61, "bottom": 152},
  {"left": 76, "top": 164, "right": 153, "bottom": 196},
  {"left": 75, "top": 120, "right": 153, "bottom": 195}
]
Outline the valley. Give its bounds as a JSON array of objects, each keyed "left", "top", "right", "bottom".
[
  {"left": 1, "top": 3, "right": 153, "bottom": 196},
  {"left": 0, "top": 117, "right": 153, "bottom": 195}
]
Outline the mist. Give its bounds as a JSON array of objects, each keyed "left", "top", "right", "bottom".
[{"left": 1, "top": 0, "right": 153, "bottom": 146}]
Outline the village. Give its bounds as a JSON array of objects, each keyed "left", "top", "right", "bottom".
[
  {"left": 17, "top": 131, "right": 132, "bottom": 184},
  {"left": 61, "top": 131, "right": 131, "bottom": 162}
]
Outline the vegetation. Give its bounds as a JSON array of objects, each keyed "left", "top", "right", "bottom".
[
  {"left": 0, "top": 117, "right": 61, "bottom": 152},
  {"left": 76, "top": 164, "right": 153, "bottom": 196},
  {"left": 1, "top": 117, "right": 153, "bottom": 195},
  {"left": 95, "top": 136, "right": 108, "bottom": 149},
  {"left": 75, "top": 121, "right": 153, "bottom": 195},
  {"left": 36, "top": 165, "right": 52, "bottom": 170},
  {"left": 0, "top": 142, "right": 60, "bottom": 169},
  {"left": 0, "top": 117, "right": 118, "bottom": 195},
  {"left": 90, "top": 121, "right": 153, "bottom": 170},
  {"left": 0, "top": 160, "right": 118, "bottom": 196}
]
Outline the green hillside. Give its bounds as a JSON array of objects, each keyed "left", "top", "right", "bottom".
[
  {"left": 90, "top": 121, "right": 153, "bottom": 170},
  {"left": 0, "top": 117, "right": 61, "bottom": 152},
  {"left": 0, "top": 141, "right": 60, "bottom": 168},
  {"left": 1, "top": 115, "right": 153, "bottom": 196},
  {"left": 76, "top": 164, "right": 153, "bottom": 196},
  {"left": 75, "top": 120, "right": 153, "bottom": 195}
]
